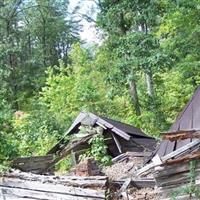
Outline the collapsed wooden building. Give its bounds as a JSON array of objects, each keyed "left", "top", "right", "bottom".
[
  {"left": 5, "top": 86, "right": 200, "bottom": 199},
  {"left": 48, "top": 112, "right": 157, "bottom": 158},
  {"left": 12, "top": 112, "right": 157, "bottom": 174},
  {"left": 0, "top": 112, "right": 157, "bottom": 200},
  {"left": 138, "top": 86, "right": 200, "bottom": 199},
  {"left": 155, "top": 130, "right": 200, "bottom": 200}
]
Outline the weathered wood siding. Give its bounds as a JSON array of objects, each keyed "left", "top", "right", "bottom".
[{"left": 0, "top": 172, "right": 108, "bottom": 200}]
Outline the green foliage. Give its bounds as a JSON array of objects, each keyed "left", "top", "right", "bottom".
[
  {"left": 56, "top": 155, "right": 73, "bottom": 173},
  {"left": 0, "top": 0, "right": 81, "bottom": 108},
  {"left": 41, "top": 44, "right": 133, "bottom": 129},
  {"left": 0, "top": 71, "right": 18, "bottom": 163},
  {"left": 80, "top": 134, "right": 112, "bottom": 166},
  {"left": 12, "top": 101, "right": 62, "bottom": 156}
]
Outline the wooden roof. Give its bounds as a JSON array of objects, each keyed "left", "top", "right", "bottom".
[
  {"left": 170, "top": 86, "right": 200, "bottom": 131},
  {"left": 101, "top": 116, "right": 152, "bottom": 138},
  {"left": 48, "top": 112, "right": 156, "bottom": 155},
  {"left": 151, "top": 86, "right": 200, "bottom": 160}
]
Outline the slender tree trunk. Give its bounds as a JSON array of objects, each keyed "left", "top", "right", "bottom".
[
  {"left": 42, "top": 19, "right": 46, "bottom": 66},
  {"left": 129, "top": 80, "right": 141, "bottom": 116},
  {"left": 141, "top": 22, "right": 155, "bottom": 99},
  {"left": 145, "top": 70, "right": 154, "bottom": 98}
]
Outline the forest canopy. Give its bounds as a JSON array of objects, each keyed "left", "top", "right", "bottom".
[{"left": 0, "top": 0, "right": 200, "bottom": 167}]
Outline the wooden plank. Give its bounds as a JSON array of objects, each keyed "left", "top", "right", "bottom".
[
  {"left": 13, "top": 161, "right": 51, "bottom": 172},
  {"left": 163, "top": 130, "right": 199, "bottom": 141},
  {"left": 111, "top": 133, "right": 122, "bottom": 153},
  {"left": 137, "top": 140, "right": 200, "bottom": 176},
  {"left": 162, "top": 140, "right": 200, "bottom": 162},
  {"left": 117, "top": 178, "right": 131, "bottom": 197},
  {"left": 0, "top": 173, "right": 108, "bottom": 188},
  {"left": 162, "top": 129, "right": 197, "bottom": 135},
  {"left": 112, "top": 154, "right": 127, "bottom": 163},
  {"left": 12, "top": 155, "right": 54, "bottom": 173},
  {"left": 88, "top": 113, "right": 113, "bottom": 129},
  {"left": 0, "top": 186, "right": 101, "bottom": 200},
  {"left": 136, "top": 162, "right": 155, "bottom": 176},
  {"left": 113, "top": 179, "right": 155, "bottom": 188},
  {"left": 0, "top": 193, "right": 37, "bottom": 200},
  {"left": 0, "top": 178, "right": 106, "bottom": 198},
  {"left": 41, "top": 134, "right": 95, "bottom": 173},
  {"left": 96, "top": 121, "right": 107, "bottom": 129},
  {"left": 111, "top": 127, "right": 130, "bottom": 141},
  {"left": 155, "top": 171, "right": 191, "bottom": 187},
  {"left": 12, "top": 155, "right": 53, "bottom": 163},
  {"left": 154, "top": 162, "right": 190, "bottom": 178},
  {"left": 1, "top": 172, "right": 107, "bottom": 181}
]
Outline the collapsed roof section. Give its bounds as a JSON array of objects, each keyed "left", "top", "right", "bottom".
[
  {"left": 149, "top": 86, "right": 200, "bottom": 161},
  {"left": 170, "top": 85, "right": 200, "bottom": 131},
  {"left": 48, "top": 112, "right": 157, "bottom": 156}
]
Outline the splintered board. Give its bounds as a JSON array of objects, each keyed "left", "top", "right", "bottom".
[{"left": 0, "top": 172, "right": 108, "bottom": 200}]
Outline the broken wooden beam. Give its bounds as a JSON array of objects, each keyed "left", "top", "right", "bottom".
[
  {"left": 41, "top": 134, "right": 95, "bottom": 173},
  {"left": 12, "top": 155, "right": 54, "bottom": 174},
  {"left": 165, "top": 151, "right": 200, "bottom": 165},
  {"left": 113, "top": 178, "right": 155, "bottom": 188},
  {"left": 137, "top": 139, "right": 200, "bottom": 176},
  {"left": 112, "top": 133, "right": 122, "bottom": 153},
  {"left": 116, "top": 178, "right": 131, "bottom": 198},
  {"left": 163, "top": 130, "right": 200, "bottom": 141}
]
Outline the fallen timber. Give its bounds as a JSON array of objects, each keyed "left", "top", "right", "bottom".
[
  {"left": 155, "top": 159, "right": 200, "bottom": 200},
  {"left": 113, "top": 178, "right": 155, "bottom": 188},
  {"left": 12, "top": 155, "right": 54, "bottom": 174},
  {"left": 150, "top": 130, "right": 200, "bottom": 199},
  {"left": 137, "top": 139, "right": 200, "bottom": 176},
  {"left": 162, "top": 129, "right": 200, "bottom": 141},
  {"left": 12, "top": 134, "right": 95, "bottom": 174},
  {"left": 0, "top": 171, "right": 108, "bottom": 200}
]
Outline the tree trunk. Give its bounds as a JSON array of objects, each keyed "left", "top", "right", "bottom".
[
  {"left": 129, "top": 80, "right": 141, "bottom": 116},
  {"left": 145, "top": 71, "right": 154, "bottom": 98},
  {"left": 141, "top": 22, "right": 155, "bottom": 99},
  {"left": 42, "top": 18, "right": 46, "bottom": 66}
]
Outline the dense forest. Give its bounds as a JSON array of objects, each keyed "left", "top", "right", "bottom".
[{"left": 0, "top": 0, "right": 200, "bottom": 169}]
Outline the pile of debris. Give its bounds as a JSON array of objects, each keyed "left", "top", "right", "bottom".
[
  {"left": 12, "top": 112, "right": 157, "bottom": 176},
  {"left": 7, "top": 112, "right": 158, "bottom": 200},
  {"left": 136, "top": 130, "right": 200, "bottom": 200},
  {"left": 153, "top": 130, "right": 200, "bottom": 200},
  {"left": 155, "top": 160, "right": 200, "bottom": 200},
  {"left": 103, "top": 151, "right": 151, "bottom": 180},
  {"left": 124, "top": 187, "right": 155, "bottom": 200}
]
